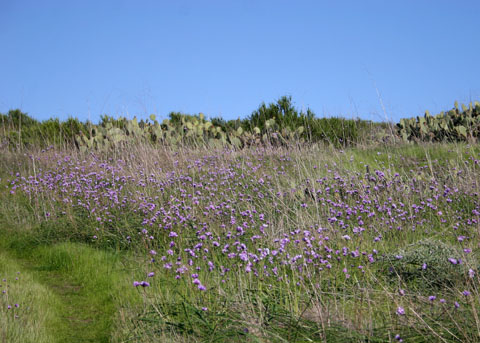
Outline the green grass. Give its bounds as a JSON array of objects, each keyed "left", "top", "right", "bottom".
[
  {"left": 0, "top": 142, "right": 479, "bottom": 342},
  {"left": 0, "top": 253, "right": 59, "bottom": 343},
  {"left": 0, "top": 231, "right": 141, "bottom": 343}
]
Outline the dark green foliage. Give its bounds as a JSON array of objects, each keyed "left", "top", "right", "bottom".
[
  {"left": 0, "top": 109, "right": 89, "bottom": 148},
  {"left": 0, "top": 109, "right": 40, "bottom": 128},
  {"left": 99, "top": 114, "right": 128, "bottom": 130},
  {"left": 307, "top": 116, "right": 373, "bottom": 146},
  {"left": 1, "top": 97, "right": 383, "bottom": 150},
  {"left": 245, "top": 96, "right": 313, "bottom": 132},
  {"left": 245, "top": 96, "right": 377, "bottom": 147}
]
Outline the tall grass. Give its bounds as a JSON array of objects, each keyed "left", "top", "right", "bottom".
[{"left": 0, "top": 140, "right": 479, "bottom": 342}]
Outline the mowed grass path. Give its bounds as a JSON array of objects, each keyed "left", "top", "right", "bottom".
[{"left": 0, "top": 234, "right": 139, "bottom": 343}]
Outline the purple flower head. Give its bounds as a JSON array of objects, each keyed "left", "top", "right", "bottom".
[
  {"left": 462, "top": 290, "right": 470, "bottom": 296},
  {"left": 140, "top": 281, "right": 150, "bottom": 287},
  {"left": 133, "top": 281, "right": 141, "bottom": 287},
  {"left": 448, "top": 258, "right": 458, "bottom": 265},
  {"left": 454, "top": 301, "right": 460, "bottom": 309},
  {"left": 396, "top": 307, "right": 405, "bottom": 315},
  {"left": 147, "top": 272, "right": 155, "bottom": 277},
  {"left": 468, "top": 269, "right": 475, "bottom": 278},
  {"left": 428, "top": 295, "right": 436, "bottom": 302}
]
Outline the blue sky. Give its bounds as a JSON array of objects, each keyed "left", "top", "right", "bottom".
[{"left": 1, "top": 1, "right": 479, "bottom": 123}]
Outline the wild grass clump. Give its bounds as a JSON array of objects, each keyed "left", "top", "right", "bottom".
[{"left": 380, "top": 238, "right": 477, "bottom": 290}]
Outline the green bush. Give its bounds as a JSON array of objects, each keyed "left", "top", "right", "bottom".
[
  {"left": 244, "top": 96, "right": 378, "bottom": 146},
  {"left": 0, "top": 109, "right": 89, "bottom": 148},
  {"left": 380, "top": 239, "right": 476, "bottom": 290}
]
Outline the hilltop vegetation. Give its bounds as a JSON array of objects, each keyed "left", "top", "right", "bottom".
[
  {"left": 2, "top": 97, "right": 480, "bottom": 152},
  {"left": 1, "top": 96, "right": 389, "bottom": 150}
]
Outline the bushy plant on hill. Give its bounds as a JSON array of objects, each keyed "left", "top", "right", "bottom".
[
  {"left": 397, "top": 101, "right": 480, "bottom": 142},
  {"left": 0, "top": 109, "right": 89, "bottom": 148},
  {"left": 0, "top": 96, "right": 384, "bottom": 150},
  {"left": 244, "top": 96, "right": 375, "bottom": 146}
]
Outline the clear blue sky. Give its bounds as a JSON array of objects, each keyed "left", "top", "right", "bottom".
[{"left": 1, "top": 1, "right": 479, "bottom": 123}]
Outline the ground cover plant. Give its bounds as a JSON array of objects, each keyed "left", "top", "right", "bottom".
[{"left": 0, "top": 138, "right": 479, "bottom": 342}]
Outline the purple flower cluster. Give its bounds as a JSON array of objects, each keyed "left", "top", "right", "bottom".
[{"left": 6, "top": 149, "right": 479, "bottom": 318}]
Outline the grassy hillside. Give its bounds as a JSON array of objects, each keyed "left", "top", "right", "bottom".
[{"left": 0, "top": 139, "right": 479, "bottom": 342}]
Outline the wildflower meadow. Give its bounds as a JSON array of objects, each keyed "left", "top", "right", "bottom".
[{"left": 0, "top": 137, "right": 479, "bottom": 342}]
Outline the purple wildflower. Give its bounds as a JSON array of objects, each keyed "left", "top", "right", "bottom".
[
  {"left": 468, "top": 269, "right": 475, "bottom": 278},
  {"left": 448, "top": 258, "right": 458, "bottom": 265}
]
